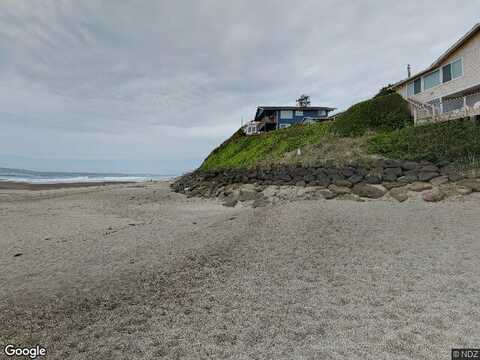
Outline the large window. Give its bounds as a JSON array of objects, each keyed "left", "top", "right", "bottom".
[
  {"left": 442, "top": 58, "right": 463, "bottom": 83},
  {"left": 280, "top": 110, "right": 293, "bottom": 119},
  {"left": 407, "top": 78, "right": 422, "bottom": 96},
  {"left": 414, "top": 78, "right": 422, "bottom": 94},
  {"left": 423, "top": 70, "right": 440, "bottom": 90},
  {"left": 295, "top": 110, "right": 303, "bottom": 116},
  {"left": 406, "top": 58, "right": 463, "bottom": 96}
]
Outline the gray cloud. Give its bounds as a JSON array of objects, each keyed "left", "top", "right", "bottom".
[{"left": 0, "top": 0, "right": 478, "bottom": 173}]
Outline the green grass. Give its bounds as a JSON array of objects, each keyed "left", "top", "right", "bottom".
[
  {"left": 368, "top": 119, "right": 480, "bottom": 163},
  {"left": 200, "top": 122, "right": 333, "bottom": 171}
]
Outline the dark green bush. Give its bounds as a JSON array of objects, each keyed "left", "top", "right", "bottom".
[
  {"left": 332, "top": 93, "right": 412, "bottom": 136},
  {"left": 368, "top": 119, "right": 480, "bottom": 163},
  {"left": 374, "top": 84, "right": 395, "bottom": 98}
]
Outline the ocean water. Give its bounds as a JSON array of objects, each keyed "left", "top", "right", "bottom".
[{"left": 0, "top": 167, "right": 173, "bottom": 184}]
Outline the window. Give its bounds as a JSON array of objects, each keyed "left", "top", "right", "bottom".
[
  {"left": 295, "top": 110, "right": 303, "bottom": 116},
  {"left": 451, "top": 58, "right": 463, "bottom": 78},
  {"left": 414, "top": 78, "right": 422, "bottom": 94},
  {"left": 442, "top": 64, "right": 452, "bottom": 82},
  {"left": 407, "top": 82, "right": 415, "bottom": 97},
  {"left": 279, "top": 123, "right": 291, "bottom": 129},
  {"left": 280, "top": 110, "right": 293, "bottom": 119},
  {"left": 423, "top": 70, "right": 440, "bottom": 90},
  {"left": 442, "top": 58, "right": 463, "bottom": 83}
]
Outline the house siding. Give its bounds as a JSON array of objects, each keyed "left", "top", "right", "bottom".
[{"left": 395, "top": 31, "right": 480, "bottom": 103}]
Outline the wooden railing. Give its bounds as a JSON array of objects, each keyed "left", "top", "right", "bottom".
[{"left": 407, "top": 91, "right": 480, "bottom": 125}]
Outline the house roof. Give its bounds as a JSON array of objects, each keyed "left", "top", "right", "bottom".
[
  {"left": 255, "top": 106, "right": 336, "bottom": 120},
  {"left": 391, "top": 23, "right": 480, "bottom": 89}
]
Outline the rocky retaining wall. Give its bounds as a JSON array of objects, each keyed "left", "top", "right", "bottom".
[{"left": 171, "top": 159, "right": 480, "bottom": 206}]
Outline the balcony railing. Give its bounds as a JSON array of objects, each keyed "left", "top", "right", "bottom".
[{"left": 407, "top": 91, "right": 480, "bottom": 125}]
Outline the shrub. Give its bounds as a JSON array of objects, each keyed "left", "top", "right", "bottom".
[
  {"left": 368, "top": 119, "right": 480, "bottom": 163},
  {"left": 332, "top": 93, "right": 412, "bottom": 136},
  {"left": 374, "top": 84, "right": 395, "bottom": 98}
]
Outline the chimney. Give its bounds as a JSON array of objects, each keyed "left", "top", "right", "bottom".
[{"left": 407, "top": 64, "right": 411, "bottom": 78}]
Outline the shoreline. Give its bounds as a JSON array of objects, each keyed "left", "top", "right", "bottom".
[{"left": 0, "top": 180, "right": 137, "bottom": 191}]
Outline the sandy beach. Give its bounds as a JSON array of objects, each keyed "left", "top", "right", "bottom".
[{"left": 1, "top": 181, "right": 480, "bottom": 359}]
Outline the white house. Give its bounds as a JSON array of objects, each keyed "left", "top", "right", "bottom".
[{"left": 391, "top": 23, "right": 480, "bottom": 124}]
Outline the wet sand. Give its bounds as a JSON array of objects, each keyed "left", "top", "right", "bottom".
[
  {"left": 1, "top": 181, "right": 480, "bottom": 359},
  {"left": 0, "top": 181, "right": 134, "bottom": 191}
]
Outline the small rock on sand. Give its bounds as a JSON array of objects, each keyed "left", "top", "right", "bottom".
[
  {"left": 389, "top": 188, "right": 408, "bottom": 202},
  {"left": 422, "top": 188, "right": 445, "bottom": 202},
  {"left": 318, "top": 189, "right": 337, "bottom": 200},
  {"left": 223, "top": 199, "right": 238, "bottom": 207}
]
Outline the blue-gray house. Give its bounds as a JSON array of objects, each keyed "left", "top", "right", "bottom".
[{"left": 245, "top": 105, "right": 336, "bottom": 135}]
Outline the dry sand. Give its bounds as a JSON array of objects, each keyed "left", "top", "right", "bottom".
[{"left": 1, "top": 181, "right": 480, "bottom": 359}]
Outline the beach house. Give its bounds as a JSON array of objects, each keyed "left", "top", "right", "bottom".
[
  {"left": 391, "top": 23, "right": 480, "bottom": 124},
  {"left": 244, "top": 105, "right": 336, "bottom": 135}
]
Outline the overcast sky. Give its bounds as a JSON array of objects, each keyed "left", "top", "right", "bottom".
[{"left": 0, "top": 1, "right": 478, "bottom": 174}]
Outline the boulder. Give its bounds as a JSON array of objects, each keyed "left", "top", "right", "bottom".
[
  {"left": 409, "top": 182, "right": 432, "bottom": 192},
  {"left": 252, "top": 196, "right": 270, "bottom": 208},
  {"left": 328, "top": 184, "right": 352, "bottom": 195},
  {"left": 342, "top": 168, "right": 356, "bottom": 178},
  {"left": 457, "top": 179, "right": 480, "bottom": 192},
  {"left": 418, "top": 172, "right": 440, "bottom": 182},
  {"left": 352, "top": 183, "right": 387, "bottom": 199},
  {"left": 384, "top": 167, "right": 403, "bottom": 176},
  {"left": 333, "top": 179, "right": 353, "bottom": 188},
  {"left": 348, "top": 174, "right": 364, "bottom": 184},
  {"left": 422, "top": 188, "right": 445, "bottom": 202},
  {"left": 455, "top": 186, "right": 473, "bottom": 195},
  {"left": 383, "top": 182, "right": 404, "bottom": 190},
  {"left": 398, "top": 174, "right": 417, "bottom": 184},
  {"left": 382, "top": 173, "right": 398, "bottom": 182},
  {"left": 223, "top": 199, "right": 238, "bottom": 207},
  {"left": 402, "top": 161, "right": 418, "bottom": 171},
  {"left": 318, "top": 189, "right": 337, "bottom": 200},
  {"left": 420, "top": 165, "right": 440, "bottom": 172},
  {"left": 430, "top": 176, "right": 449, "bottom": 186},
  {"left": 389, "top": 187, "right": 408, "bottom": 202},
  {"left": 364, "top": 175, "right": 382, "bottom": 184}
]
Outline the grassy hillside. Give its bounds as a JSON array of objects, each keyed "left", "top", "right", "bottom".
[
  {"left": 200, "top": 93, "right": 411, "bottom": 171},
  {"left": 199, "top": 92, "right": 480, "bottom": 171},
  {"left": 200, "top": 122, "right": 333, "bottom": 171},
  {"left": 368, "top": 119, "right": 480, "bottom": 163}
]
